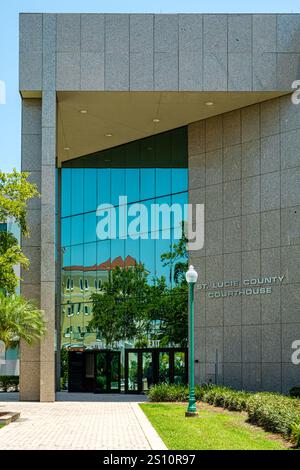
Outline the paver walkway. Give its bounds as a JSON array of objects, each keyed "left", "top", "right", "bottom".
[{"left": 0, "top": 393, "right": 166, "bottom": 450}]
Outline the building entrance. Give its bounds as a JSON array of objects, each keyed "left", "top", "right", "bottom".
[
  {"left": 68, "top": 350, "right": 121, "bottom": 393},
  {"left": 68, "top": 348, "right": 187, "bottom": 394},
  {"left": 125, "top": 348, "right": 188, "bottom": 394}
]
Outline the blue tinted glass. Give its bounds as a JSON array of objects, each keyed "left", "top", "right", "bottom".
[
  {"left": 140, "top": 237, "right": 155, "bottom": 283},
  {"left": 84, "top": 212, "right": 97, "bottom": 244},
  {"left": 171, "top": 192, "right": 188, "bottom": 238},
  {"left": 172, "top": 168, "right": 188, "bottom": 193},
  {"left": 71, "top": 169, "right": 84, "bottom": 215},
  {"left": 111, "top": 169, "right": 125, "bottom": 206},
  {"left": 97, "top": 169, "right": 111, "bottom": 207},
  {"left": 96, "top": 205, "right": 116, "bottom": 241},
  {"left": 125, "top": 238, "right": 140, "bottom": 266},
  {"left": 84, "top": 242, "right": 97, "bottom": 267},
  {"left": 84, "top": 169, "right": 97, "bottom": 212},
  {"left": 154, "top": 195, "right": 172, "bottom": 233},
  {"left": 156, "top": 169, "right": 171, "bottom": 198},
  {"left": 61, "top": 129, "right": 188, "bottom": 348},
  {"left": 125, "top": 169, "right": 140, "bottom": 203},
  {"left": 140, "top": 169, "right": 155, "bottom": 200},
  {"left": 61, "top": 169, "right": 71, "bottom": 217},
  {"left": 155, "top": 233, "right": 173, "bottom": 285},
  {"left": 97, "top": 240, "right": 111, "bottom": 266},
  {"left": 71, "top": 244, "right": 84, "bottom": 267},
  {"left": 128, "top": 200, "right": 151, "bottom": 238},
  {"left": 71, "top": 215, "right": 84, "bottom": 245},
  {"left": 111, "top": 238, "right": 125, "bottom": 267},
  {"left": 61, "top": 217, "right": 71, "bottom": 248},
  {"left": 62, "top": 245, "right": 71, "bottom": 268}
]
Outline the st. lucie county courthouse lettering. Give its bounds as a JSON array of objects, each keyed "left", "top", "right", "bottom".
[{"left": 197, "top": 275, "right": 285, "bottom": 299}]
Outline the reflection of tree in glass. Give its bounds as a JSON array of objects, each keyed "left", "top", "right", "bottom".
[
  {"left": 174, "top": 351, "right": 185, "bottom": 384},
  {"left": 159, "top": 353, "right": 169, "bottom": 383},
  {"left": 90, "top": 264, "right": 149, "bottom": 348},
  {"left": 129, "top": 359, "right": 138, "bottom": 388},
  {"left": 90, "top": 230, "right": 188, "bottom": 348}
]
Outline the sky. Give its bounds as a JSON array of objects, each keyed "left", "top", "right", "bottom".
[{"left": 1, "top": 0, "right": 300, "bottom": 173}]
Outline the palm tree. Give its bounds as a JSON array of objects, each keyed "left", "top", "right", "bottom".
[{"left": 0, "top": 293, "right": 46, "bottom": 351}]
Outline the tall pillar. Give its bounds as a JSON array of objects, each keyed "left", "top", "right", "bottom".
[
  {"left": 39, "top": 14, "right": 57, "bottom": 402},
  {"left": 20, "top": 14, "right": 57, "bottom": 402},
  {"left": 20, "top": 99, "right": 42, "bottom": 401},
  {"left": 39, "top": 91, "right": 56, "bottom": 402}
]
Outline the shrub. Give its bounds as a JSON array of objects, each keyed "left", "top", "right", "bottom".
[
  {"left": 147, "top": 383, "right": 189, "bottom": 402},
  {"left": 246, "top": 392, "right": 300, "bottom": 437},
  {"left": 147, "top": 383, "right": 212, "bottom": 402},
  {"left": 290, "top": 422, "right": 300, "bottom": 448},
  {"left": 0, "top": 375, "right": 19, "bottom": 392},
  {"left": 289, "top": 387, "right": 300, "bottom": 398}
]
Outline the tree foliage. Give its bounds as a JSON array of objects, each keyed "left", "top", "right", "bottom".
[
  {"left": 161, "top": 227, "right": 188, "bottom": 285},
  {"left": 0, "top": 293, "right": 46, "bottom": 349},
  {"left": 90, "top": 265, "right": 150, "bottom": 347},
  {"left": 90, "top": 232, "right": 189, "bottom": 348},
  {"left": 0, "top": 169, "right": 39, "bottom": 294},
  {"left": 0, "top": 232, "right": 29, "bottom": 295},
  {"left": 0, "top": 169, "right": 39, "bottom": 236}
]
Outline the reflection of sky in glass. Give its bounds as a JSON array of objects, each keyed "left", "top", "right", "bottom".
[{"left": 61, "top": 167, "right": 188, "bottom": 282}]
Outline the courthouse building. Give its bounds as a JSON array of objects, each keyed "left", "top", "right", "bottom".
[{"left": 19, "top": 13, "right": 300, "bottom": 400}]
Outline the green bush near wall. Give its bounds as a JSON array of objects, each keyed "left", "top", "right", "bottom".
[
  {"left": 0, "top": 376, "right": 19, "bottom": 392},
  {"left": 147, "top": 384, "right": 300, "bottom": 447}
]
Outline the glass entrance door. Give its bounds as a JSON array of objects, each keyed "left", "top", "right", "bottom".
[
  {"left": 125, "top": 348, "right": 187, "bottom": 393},
  {"left": 94, "top": 350, "right": 121, "bottom": 393}
]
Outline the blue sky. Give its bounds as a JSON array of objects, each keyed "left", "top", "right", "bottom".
[{"left": 1, "top": 1, "right": 300, "bottom": 173}]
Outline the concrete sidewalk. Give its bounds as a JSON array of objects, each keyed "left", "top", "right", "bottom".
[{"left": 0, "top": 394, "right": 166, "bottom": 450}]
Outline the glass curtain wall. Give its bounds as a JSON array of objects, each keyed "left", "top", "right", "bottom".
[{"left": 60, "top": 128, "right": 188, "bottom": 351}]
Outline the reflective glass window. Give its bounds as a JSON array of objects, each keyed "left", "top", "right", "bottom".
[
  {"left": 71, "top": 215, "right": 84, "bottom": 246},
  {"left": 140, "top": 169, "right": 155, "bottom": 200},
  {"left": 71, "top": 169, "right": 84, "bottom": 215},
  {"left": 84, "top": 169, "right": 97, "bottom": 213},
  {"left": 61, "top": 127, "right": 188, "bottom": 350},
  {"left": 61, "top": 169, "right": 71, "bottom": 217}
]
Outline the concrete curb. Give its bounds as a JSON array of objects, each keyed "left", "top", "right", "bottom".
[{"left": 131, "top": 403, "right": 167, "bottom": 450}]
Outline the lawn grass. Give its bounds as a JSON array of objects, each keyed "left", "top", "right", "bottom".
[{"left": 140, "top": 403, "right": 288, "bottom": 450}]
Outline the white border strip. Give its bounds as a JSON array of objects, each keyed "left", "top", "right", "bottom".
[{"left": 131, "top": 403, "right": 167, "bottom": 450}]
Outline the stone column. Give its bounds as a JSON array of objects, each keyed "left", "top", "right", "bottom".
[
  {"left": 39, "top": 14, "right": 57, "bottom": 402},
  {"left": 39, "top": 91, "right": 56, "bottom": 402},
  {"left": 20, "top": 99, "right": 42, "bottom": 401}
]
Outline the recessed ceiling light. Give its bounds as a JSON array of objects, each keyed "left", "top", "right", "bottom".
[
  {"left": 105, "top": 133, "right": 113, "bottom": 137},
  {"left": 80, "top": 109, "right": 88, "bottom": 114},
  {"left": 64, "top": 147, "right": 70, "bottom": 151},
  {"left": 205, "top": 101, "right": 214, "bottom": 106},
  {"left": 153, "top": 118, "right": 160, "bottom": 123}
]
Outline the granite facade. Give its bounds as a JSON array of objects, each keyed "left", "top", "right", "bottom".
[{"left": 189, "top": 95, "right": 300, "bottom": 392}]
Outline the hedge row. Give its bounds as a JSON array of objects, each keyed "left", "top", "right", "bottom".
[
  {"left": 0, "top": 376, "right": 19, "bottom": 392},
  {"left": 147, "top": 384, "right": 300, "bottom": 447}
]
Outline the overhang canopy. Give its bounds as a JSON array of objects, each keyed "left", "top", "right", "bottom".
[{"left": 57, "top": 91, "right": 284, "bottom": 165}]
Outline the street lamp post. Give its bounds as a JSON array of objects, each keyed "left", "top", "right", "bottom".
[{"left": 185, "top": 265, "right": 199, "bottom": 417}]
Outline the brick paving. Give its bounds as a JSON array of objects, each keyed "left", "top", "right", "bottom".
[{"left": 0, "top": 393, "right": 166, "bottom": 450}]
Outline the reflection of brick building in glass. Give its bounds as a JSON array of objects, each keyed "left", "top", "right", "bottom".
[{"left": 61, "top": 255, "right": 138, "bottom": 349}]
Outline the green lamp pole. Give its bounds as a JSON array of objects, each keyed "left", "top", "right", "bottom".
[{"left": 185, "top": 265, "right": 199, "bottom": 417}]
